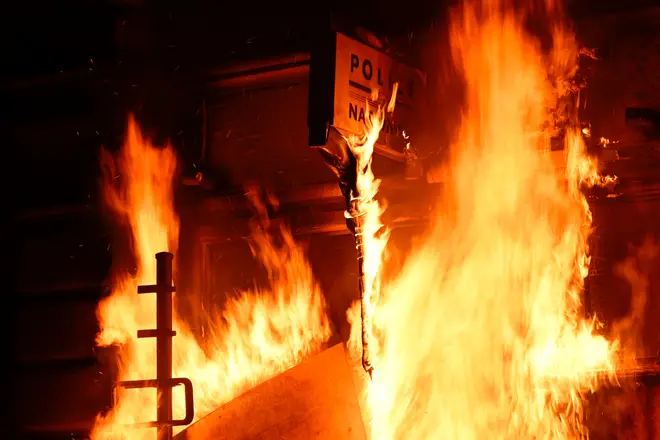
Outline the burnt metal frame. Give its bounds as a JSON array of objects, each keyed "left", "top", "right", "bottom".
[{"left": 115, "top": 252, "right": 195, "bottom": 440}]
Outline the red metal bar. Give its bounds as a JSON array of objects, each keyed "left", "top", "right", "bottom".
[
  {"left": 116, "top": 252, "right": 194, "bottom": 435},
  {"left": 155, "top": 252, "right": 174, "bottom": 440}
]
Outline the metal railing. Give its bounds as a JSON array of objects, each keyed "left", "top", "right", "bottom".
[{"left": 115, "top": 252, "right": 194, "bottom": 440}]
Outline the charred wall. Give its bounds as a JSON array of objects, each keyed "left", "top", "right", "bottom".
[
  {"left": 204, "top": 57, "right": 335, "bottom": 191},
  {"left": 577, "top": 6, "right": 660, "bottom": 347},
  {"left": 580, "top": 7, "right": 660, "bottom": 143},
  {"left": 577, "top": 8, "right": 660, "bottom": 438}
]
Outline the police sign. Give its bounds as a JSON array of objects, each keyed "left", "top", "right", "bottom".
[{"left": 332, "top": 33, "right": 426, "bottom": 160}]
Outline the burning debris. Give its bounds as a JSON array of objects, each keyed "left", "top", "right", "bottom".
[{"left": 318, "top": 88, "right": 398, "bottom": 379}]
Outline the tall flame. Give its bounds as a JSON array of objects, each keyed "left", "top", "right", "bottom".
[
  {"left": 345, "top": 95, "right": 392, "bottom": 377},
  {"left": 348, "top": 1, "right": 618, "bottom": 439},
  {"left": 92, "top": 116, "right": 331, "bottom": 439}
]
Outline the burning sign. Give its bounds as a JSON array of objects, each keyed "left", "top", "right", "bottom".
[
  {"left": 334, "top": 34, "right": 425, "bottom": 160},
  {"left": 309, "top": 30, "right": 426, "bottom": 162}
]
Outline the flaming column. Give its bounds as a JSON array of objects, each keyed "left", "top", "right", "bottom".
[{"left": 319, "top": 90, "right": 396, "bottom": 378}]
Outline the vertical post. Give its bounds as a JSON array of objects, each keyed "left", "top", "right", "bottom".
[
  {"left": 156, "top": 252, "right": 173, "bottom": 440},
  {"left": 351, "top": 212, "right": 374, "bottom": 379},
  {"left": 120, "top": 252, "right": 194, "bottom": 433}
]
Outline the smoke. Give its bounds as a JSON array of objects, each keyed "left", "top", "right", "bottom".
[
  {"left": 586, "top": 236, "right": 658, "bottom": 439},
  {"left": 611, "top": 235, "right": 658, "bottom": 361}
]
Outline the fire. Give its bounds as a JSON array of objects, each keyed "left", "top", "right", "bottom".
[
  {"left": 344, "top": 90, "right": 396, "bottom": 377},
  {"left": 91, "top": 116, "right": 331, "bottom": 439},
  {"left": 347, "top": 1, "right": 619, "bottom": 439},
  {"left": 598, "top": 137, "right": 618, "bottom": 148}
]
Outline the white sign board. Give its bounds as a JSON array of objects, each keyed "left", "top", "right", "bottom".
[{"left": 333, "top": 33, "right": 426, "bottom": 160}]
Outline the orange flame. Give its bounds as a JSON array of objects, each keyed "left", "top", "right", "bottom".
[
  {"left": 344, "top": 97, "right": 390, "bottom": 377},
  {"left": 91, "top": 116, "right": 331, "bottom": 439},
  {"left": 347, "top": 1, "right": 618, "bottom": 439}
]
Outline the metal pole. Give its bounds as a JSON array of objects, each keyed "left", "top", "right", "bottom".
[
  {"left": 350, "top": 207, "right": 374, "bottom": 379},
  {"left": 155, "top": 252, "right": 174, "bottom": 440},
  {"left": 123, "top": 252, "right": 193, "bottom": 434}
]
